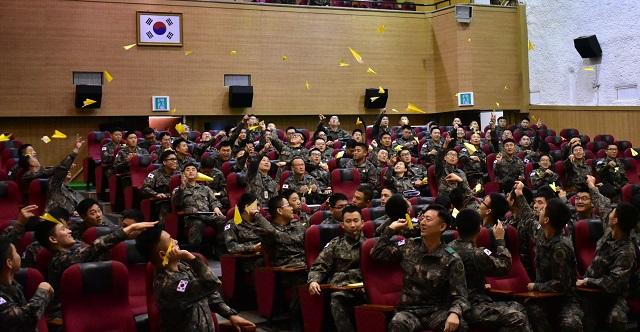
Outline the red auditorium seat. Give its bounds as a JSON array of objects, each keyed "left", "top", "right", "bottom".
[
  {"left": 409, "top": 196, "right": 434, "bottom": 205},
  {"left": 0, "top": 181, "right": 20, "bottom": 221},
  {"left": 34, "top": 247, "right": 52, "bottom": 280},
  {"left": 621, "top": 158, "right": 640, "bottom": 184},
  {"left": 354, "top": 237, "right": 404, "bottom": 332},
  {"left": 309, "top": 210, "right": 331, "bottom": 225},
  {"left": 427, "top": 165, "right": 438, "bottom": 197},
  {"left": 226, "top": 172, "right": 247, "bottom": 209},
  {"left": 61, "top": 261, "right": 136, "bottom": 332},
  {"left": 81, "top": 226, "right": 117, "bottom": 244},
  {"left": 573, "top": 219, "right": 604, "bottom": 277},
  {"left": 587, "top": 140, "right": 607, "bottom": 152},
  {"left": 594, "top": 134, "right": 615, "bottom": 145},
  {"left": 15, "top": 268, "right": 48, "bottom": 332},
  {"left": 559, "top": 128, "right": 579, "bottom": 139},
  {"left": 254, "top": 254, "right": 307, "bottom": 319},
  {"left": 442, "top": 229, "right": 459, "bottom": 244},
  {"left": 83, "top": 131, "right": 111, "bottom": 188},
  {"left": 621, "top": 183, "right": 638, "bottom": 203},
  {"left": 327, "top": 158, "right": 339, "bottom": 172},
  {"left": 616, "top": 140, "right": 633, "bottom": 151},
  {"left": 486, "top": 153, "right": 497, "bottom": 181},
  {"left": 362, "top": 220, "right": 384, "bottom": 238},
  {"left": 554, "top": 160, "right": 565, "bottom": 186},
  {"left": 330, "top": 168, "right": 360, "bottom": 200},
  {"left": 27, "top": 178, "right": 49, "bottom": 216},
  {"left": 361, "top": 206, "right": 386, "bottom": 222},
  {"left": 475, "top": 226, "right": 530, "bottom": 293},
  {"left": 299, "top": 224, "right": 343, "bottom": 332},
  {"left": 221, "top": 160, "right": 237, "bottom": 177},
  {"left": 123, "top": 154, "right": 156, "bottom": 210},
  {"left": 111, "top": 240, "right": 148, "bottom": 316}
]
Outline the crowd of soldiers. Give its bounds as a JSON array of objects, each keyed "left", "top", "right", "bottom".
[{"left": 2, "top": 110, "right": 640, "bottom": 332}]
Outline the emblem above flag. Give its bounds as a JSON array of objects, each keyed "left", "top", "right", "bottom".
[{"left": 137, "top": 12, "right": 183, "bottom": 46}]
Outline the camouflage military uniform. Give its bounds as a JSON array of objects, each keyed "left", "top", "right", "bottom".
[
  {"left": 176, "top": 154, "right": 197, "bottom": 172},
  {"left": 506, "top": 195, "right": 539, "bottom": 279},
  {"left": 374, "top": 217, "right": 420, "bottom": 238},
  {"left": 307, "top": 232, "right": 367, "bottom": 332},
  {"left": 571, "top": 187, "right": 612, "bottom": 237},
  {"left": 407, "top": 163, "right": 427, "bottom": 182},
  {"left": 343, "top": 158, "right": 379, "bottom": 189},
  {"left": 70, "top": 221, "right": 116, "bottom": 241},
  {"left": 372, "top": 114, "right": 392, "bottom": 142},
  {"left": 282, "top": 173, "right": 320, "bottom": 203},
  {"left": 20, "top": 166, "right": 55, "bottom": 196},
  {"left": 392, "top": 137, "right": 419, "bottom": 156},
  {"left": 319, "top": 148, "right": 334, "bottom": 163},
  {"left": 0, "top": 280, "right": 52, "bottom": 332},
  {"left": 436, "top": 161, "right": 472, "bottom": 198},
  {"left": 141, "top": 167, "right": 176, "bottom": 221},
  {"left": 173, "top": 183, "right": 226, "bottom": 246},
  {"left": 385, "top": 173, "right": 416, "bottom": 193},
  {"left": 371, "top": 227, "right": 470, "bottom": 332},
  {"left": 223, "top": 218, "right": 261, "bottom": 254},
  {"left": 321, "top": 215, "right": 340, "bottom": 225},
  {"left": 100, "top": 140, "right": 121, "bottom": 176},
  {"left": 529, "top": 168, "right": 559, "bottom": 190},
  {"left": 154, "top": 258, "right": 237, "bottom": 332},
  {"left": 324, "top": 127, "right": 351, "bottom": 142},
  {"left": 449, "top": 238, "right": 531, "bottom": 332},
  {"left": 253, "top": 215, "right": 306, "bottom": 267},
  {"left": 525, "top": 233, "right": 583, "bottom": 332},
  {"left": 113, "top": 146, "right": 149, "bottom": 174},
  {"left": 420, "top": 139, "right": 444, "bottom": 165},
  {"left": 494, "top": 155, "right": 524, "bottom": 189},
  {"left": 595, "top": 157, "right": 628, "bottom": 191},
  {"left": 459, "top": 145, "right": 487, "bottom": 187},
  {"left": 563, "top": 158, "right": 591, "bottom": 191},
  {"left": 46, "top": 151, "right": 83, "bottom": 214},
  {"left": 201, "top": 167, "right": 228, "bottom": 209},
  {"left": 307, "top": 163, "right": 330, "bottom": 192},
  {"left": 48, "top": 228, "right": 127, "bottom": 318},
  {"left": 247, "top": 172, "right": 278, "bottom": 207},
  {"left": 271, "top": 136, "right": 309, "bottom": 163}
]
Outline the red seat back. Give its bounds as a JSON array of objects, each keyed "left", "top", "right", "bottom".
[
  {"left": 15, "top": 268, "right": 48, "bottom": 332},
  {"left": 82, "top": 226, "right": 117, "bottom": 244},
  {"left": 560, "top": 128, "right": 580, "bottom": 139},
  {"left": 360, "top": 238, "right": 403, "bottom": 306},
  {"left": 427, "top": 165, "right": 438, "bottom": 197},
  {"left": 309, "top": 210, "right": 331, "bottom": 225},
  {"left": 221, "top": 161, "right": 237, "bottom": 177},
  {"left": 111, "top": 240, "right": 148, "bottom": 316},
  {"left": 362, "top": 220, "right": 384, "bottom": 238},
  {"left": 27, "top": 178, "right": 49, "bottom": 216},
  {"left": 61, "top": 261, "right": 135, "bottom": 332},
  {"left": 87, "top": 131, "right": 111, "bottom": 160},
  {"left": 0, "top": 181, "right": 20, "bottom": 220},
  {"left": 304, "top": 224, "right": 342, "bottom": 268},
  {"left": 130, "top": 154, "right": 154, "bottom": 188},
  {"left": 594, "top": 134, "right": 615, "bottom": 145},
  {"left": 226, "top": 172, "right": 247, "bottom": 209},
  {"left": 475, "top": 226, "right": 530, "bottom": 292},
  {"left": 574, "top": 219, "right": 604, "bottom": 276},
  {"left": 330, "top": 168, "right": 360, "bottom": 200},
  {"left": 361, "top": 206, "right": 386, "bottom": 222}
]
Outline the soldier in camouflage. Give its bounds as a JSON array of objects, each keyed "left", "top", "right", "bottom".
[
  {"left": 199, "top": 155, "right": 228, "bottom": 209},
  {"left": 398, "top": 149, "right": 429, "bottom": 192},
  {"left": 100, "top": 128, "right": 123, "bottom": 177},
  {"left": 595, "top": 144, "right": 628, "bottom": 198},
  {"left": 282, "top": 157, "right": 321, "bottom": 204},
  {"left": 372, "top": 110, "right": 392, "bottom": 143},
  {"left": 223, "top": 193, "right": 262, "bottom": 255},
  {"left": 307, "top": 148, "right": 331, "bottom": 194},
  {"left": 494, "top": 138, "right": 525, "bottom": 192},
  {"left": 307, "top": 205, "right": 367, "bottom": 332},
  {"left": 172, "top": 138, "right": 197, "bottom": 172},
  {"left": 450, "top": 209, "right": 531, "bottom": 332},
  {"left": 420, "top": 127, "right": 445, "bottom": 166},
  {"left": 141, "top": 150, "right": 179, "bottom": 222},
  {"left": 458, "top": 133, "right": 487, "bottom": 189},
  {"left": 113, "top": 131, "right": 149, "bottom": 175},
  {"left": 342, "top": 142, "right": 379, "bottom": 189},
  {"left": 316, "top": 115, "right": 351, "bottom": 143},
  {"left": 577, "top": 202, "right": 638, "bottom": 332},
  {"left": 371, "top": 204, "right": 469, "bottom": 332},
  {"left": 563, "top": 144, "right": 592, "bottom": 193},
  {"left": 246, "top": 154, "right": 278, "bottom": 206},
  {"left": 46, "top": 136, "right": 85, "bottom": 214},
  {"left": 528, "top": 155, "right": 559, "bottom": 190},
  {"left": 525, "top": 199, "right": 583, "bottom": 332},
  {"left": 506, "top": 181, "right": 539, "bottom": 279},
  {"left": 369, "top": 132, "right": 394, "bottom": 165},
  {"left": 392, "top": 125, "right": 419, "bottom": 156},
  {"left": 574, "top": 176, "right": 613, "bottom": 225},
  {"left": 322, "top": 194, "right": 349, "bottom": 225},
  {"left": 435, "top": 138, "right": 472, "bottom": 198},
  {"left": 269, "top": 130, "right": 309, "bottom": 164}
]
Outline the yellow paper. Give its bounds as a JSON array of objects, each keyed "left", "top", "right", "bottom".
[
  {"left": 184, "top": 50, "right": 193, "bottom": 56},
  {"left": 51, "top": 130, "right": 67, "bottom": 139},
  {"left": 528, "top": 40, "right": 535, "bottom": 51},
  {"left": 348, "top": 47, "right": 364, "bottom": 64},
  {"left": 370, "top": 96, "right": 379, "bottom": 102},
  {"left": 196, "top": 172, "right": 213, "bottom": 182},
  {"left": 406, "top": 103, "right": 425, "bottom": 114},
  {"left": 0, "top": 134, "right": 9, "bottom": 142},
  {"left": 474, "top": 183, "right": 481, "bottom": 193},
  {"left": 422, "top": 177, "right": 428, "bottom": 184},
  {"left": 377, "top": 24, "right": 385, "bottom": 33},
  {"left": 467, "top": 38, "right": 472, "bottom": 43},
  {"left": 583, "top": 66, "right": 594, "bottom": 71},
  {"left": 530, "top": 114, "right": 538, "bottom": 123},
  {"left": 549, "top": 182, "right": 558, "bottom": 193},
  {"left": 162, "top": 240, "right": 173, "bottom": 267},
  {"left": 41, "top": 136, "right": 51, "bottom": 144},
  {"left": 504, "top": 84, "right": 510, "bottom": 90},
  {"left": 393, "top": 145, "right": 403, "bottom": 152},
  {"left": 632, "top": 148, "right": 638, "bottom": 157},
  {"left": 356, "top": 117, "right": 363, "bottom": 125},
  {"left": 234, "top": 206, "right": 243, "bottom": 225},
  {"left": 391, "top": 108, "right": 399, "bottom": 113},
  {"left": 103, "top": 71, "right": 113, "bottom": 83},
  {"left": 248, "top": 125, "right": 260, "bottom": 131},
  {"left": 338, "top": 59, "right": 350, "bottom": 67},
  {"left": 463, "top": 142, "right": 477, "bottom": 154},
  {"left": 452, "top": 208, "right": 460, "bottom": 218},
  {"left": 335, "top": 151, "right": 345, "bottom": 159},
  {"left": 40, "top": 213, "right": 62, "bottom": 224},
  {"left": 282, "top": 55, "right": 288, "bottom": 61},
  {"left": 230, "top": 50, "right": 237, "bottom": 56},
  {"left": 82, "top": 99, "right": 97, "bottom": 108},
  {"left": 378, "top": 86, "right": 385, "bottom": 94},
  {"left": 175, "top": 123, "right": 187, "bottom": 135},
  {"left": 171, "top": 108, "right": 177, "bottom": 114},
  {"left": 367, "top": 67, "right": 377, "bottom": 75},
  {"left": 405, "top": 213, "right": 413, "bottom": 230},
  {"left": 305, "top": 80, "right": 311, "bottom": 90},
  {"left": 123, "top": 43, "right": 136, "bottom": 50},
  {"left": 346, "top": 282, "right": 364, "bottom": 287},
  {"left": 495, "top": 101, "right": 501, "bottom": 107}
]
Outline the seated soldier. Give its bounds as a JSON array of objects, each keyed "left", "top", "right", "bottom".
[
  {"left": 478, "top": 193, "right": 510, "bottom": 228},
  {"left": 458, "top": 132, "right": 487, "bottom": 190},
  {"left": 172, "top": 163, "right": 226, "bottom": 251},
  {"left": 246, "top": 153, "right": 278, "bottom": 206},
  {"left": 397, "top": 149, "right": 428, "bottom": 193},
  {"left": 223, "top": 193, "right": 262, "bottom": 256},
  {"left": 269, "top": 130, "right": 309, "bottom": 164},
  {"left": 351, "top": 184, "right": 373, "bottom": 209},
  {"left": 371, "top": 204, "right": 469, "bottom": 332},
  {"left": 420, "top": 126, "right": 444, "bottom": 166},
  {"left": 0, "top": 235, "right": 54, "bottom": 332},
  {"left": 563, "top": 142, "right": 591, "bottom": 193},
  {"left": 372, "top": 109, "right": 392, "bottom": 143},
  {"left": 369, "top": 132, "right": 393, "bottom": 165},
  {"left": 135, "top": 226, "right": 254, "bottom": 332},
  {"left": 1, "top": 205, "right": 39, "bottom": 269},
  {"left": 450, "top": 209, "right": 531, "bottom": 331},
  {"left": 494, "top": 138, "right": 525, "bottom": 192},
  {"left": 529, "top": 154, "right": 559, "bottom": 189},
  {"left": 305, "top": 148, "right": 330, "bottom": 196},
  {"left": 46, "top": 136, "right": 85, "bottom": 215},
  {"left": 435, "top": 137, "right": 472, "bottom": 198},
  {"left": 375, "top": 193, "right": 418, "bottom": 237},
  {"left": 34, "top": 213, "right": 156, "bottom": 319},
  {"left": 282, "top": 189, "right": 310, "bottom": 226},
  {"left": 392, "top": 125, "right": 419, "bottom": 156},
  {"left": 341, "top": 142, "right": 379, "bottom": 189},
  {"left": 120, "top": 209, "right": 145, "bottom": 228},
  {"left": 573, "top": 175, "right": 612, "bottom": 230},
  {"left": 138, "top": 127, "right": 157, "bottom": 152},
  {"left": 595, "top": 144, "right": 628, "bottom": 200},
  {"left": 73, "top": 198, "right": 116, "bottom": 240},
  {"left": 193, "top": 130, "right": 227, "bottom": 161},
  {"left": 384, "top": 160, "right": 417, "bottom": 193},
  {"left": 172, "top": 138, "right": 197, "bottom": 172},
  {"left": 525, "top": 199, "right": 583, "bottom": 332},
  {"left": 351, "top": 129, "right": 364, "bottom": 144},
  {"left": 282, "top": 157, "right": 320, "bottom": 204},
  {"left": 141, "top": 150, "right": 179, "bottom": 222},
  {"left": 450, "top": 126, "right": 468, "bottom": 149},
  {"left": 317, "top": 115, "right": 351, "bottom": 143},
  {"left": 506, "top": 181, "right": 541, "bottom": 278},
  {"left": 322, "top": 193, "right": 348, "bottom": 225},
  {"left": 198, "top": 155, "right": 228, "bottom": 209},
  {"left": 311, "top": 137, "right": 333, "bottom": 162},
  {"left": 307, "top": 205, "right": 367, "bottom": 332},
  {"left": 577, "top": 202, "right": 638, "bottom": 332},
  {"left": 113, "top": 130, "right": 149, "bottom": 176},
  {"left": 100, "top": 128, "right": 123, "bottom": 177}
]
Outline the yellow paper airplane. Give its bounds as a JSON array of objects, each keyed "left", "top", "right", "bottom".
[
  {"left": 82, "top": 99, "right": 97, "bottom": 108},
  {"left": 631, "top": 148, "right": 638, "bottom": 157},
  {"left": 41, "top": 136, "right": 51, "bottom": 144},
  {"left": 40, "top": 213, "right": 62, "bottom": 224},
  {"left": 230, "top": 50, "right": 237, "bottom": 56},
  {"left": 467, "top": 38, "right": 472, "bottom": 43},
  {"left": 378, "top": 86, "right": 385, "bottom": 94},
  {"left": 370, "top": 96, "right": 379, "bottom": 102},
  {"left": 234, "top": 207, "right": 242, "bottom": 225},
  {"left": 495, "top": 101, "right": 501, "bottom": 107},
  {"left": 0, "top": 134, "right": 9, "bottom": 142},
  {"left": 184, "top": 50, "right": 193, "bottom": 56},
  {"left": 104, "top": 71, "right": 113, "bottom": 83},
  {"left": 367, "top": 67, "right": 377, "bottom": 75},
  {"left": 348, "top": 47, "right": 364, "bottom": 64},
  {"left": 528, "top": 40, "right": 535, "bottom": 51},
  {"left": 406, "top": 103, "right": 425, "bottom": 114},
  {"left": 422, "top": 177, "right": 428, "bottom": 184},
  {"left": 162, "top": 240, "right": 173, "bottom": 267},
  {"left": 405, "top": 213, "right": 413, "bottom": 230},
  {"left": 123, "top": 43, "right": 136, "bottom": 50},
  {"left": 51, "top": 130, "right": 67, "bottom": 139},
  {"left": 335, "top": 151, "right": 345, "bottom": 159},
  {"left": 338, "top": 59, "right": 350, "bottom": 67},
  {"left": 377, "top": 24, "right": 385, "bottom": 33},
  {"left": 549, "top": 182, "right": 558, "bottom": 193},
  {"left": 248, "top": 125, "right": 260, "bottom": 131},
  {"left": 452, "top": 208, "right": 460, "bottom": 218},
  {"left": 282, "top": 55, "right": 288, "bottom": 61},
  {"left": 356, "top": 117, "right": 363, "bottom": 125},
  {"left": 391, "top": 108, "right": 399, "bottom": 113},
  {"left": 171, "top": 108, "right": 177, "bottom": 114},
  {"left": 463, "top": 142, "right": 477, "bottom": 154},
  {"left": 175, "top": 123, "right": 187, "bottom": 135},
  {"left": 583, "top": 66, "right": 594, "bottom": 71},
  {"left": 504, "top": 84, "right": 510, "bottom": 90},
  {"left": 394, "top": 145, "right": 403, "bottom": 152},
  {"left": 305, "top": 80, "right": 311, "bottom": 90},
  {"left": 196, "top": 172, "right": 213, "bottom": 182},
  {"left": 530, "top": 114, "right": 538, "bottom": 123},
  {"left": 474, "top": 183, "right": 481, "bottom": 193}
]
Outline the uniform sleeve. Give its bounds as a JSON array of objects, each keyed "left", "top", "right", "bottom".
[
  {"left": 0, "top": 287, "right": 52, "bottom": 328},
  {"left": 186, "top": 259, "right": 237, "bottom": 318},
  {"left": 370, "top": 227, "right": 403, "bottom": 263},
  {"left": 49, "top": 152, "right": 78, "bottom": 195},
  {"left": 585, "top": 249, "right": 636, "bottom": 295},
  {"left": 140, "top": 172, "right": 158, "bottom": 197},
  {"left": 101, "top": 144, "right": 114, "bottom": 165},
  {"left": 113, "top": 150, "right": 129, "bottom": 173},
  {"left": 206, "top": 187, "right": 221, "bottom": 210},
  {"left": 307, "top": 240, "right": 335, "bottom": 284},
  {"left": 447, "top": 257, "right": 469, "bottom": 317},
  {"left": 73, "top": 228, "right": 127, "bottom": 263},
  {"left": 532, "top": 244, "right": 574, "bottom": 293},
  {"left": 476, "top": 240, "right": 512, "bottom": 277},
  {"left": 2, "top": 222, "right": 27, "bottom": 247},
  {"left": 172, "top": 187, "right": 186, "bottom": 212},
  {"left": 224, "top": 223, "right": 256, "bottom": 254},
  {"left": 589, "top": 187, "right": 612, "bottom": 222}
]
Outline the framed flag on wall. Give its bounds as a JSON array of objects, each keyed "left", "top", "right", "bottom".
[{"left": 137, "top": 12, "right": 183, "bottom": 46}]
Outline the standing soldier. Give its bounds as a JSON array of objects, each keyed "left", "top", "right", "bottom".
[{"left": 101, "top": 128, "right": 123, "bottom": 177}]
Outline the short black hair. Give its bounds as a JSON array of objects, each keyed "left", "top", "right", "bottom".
[
  {"left": 381, "top": 185, "right": 397, "bottom": 194},
  {"left": 380, "top": 132, "right": 392, "bottom": 139},
  {"left": 34, "top": 220, "right": 58, "bottom": 250},
  {"left": 77, "top": 198, "right": 100, "bottom": 217},
  {"left": 285, "top": 126, "right": 296, "bottom": 132},
  {"left": 142, "top": 127, "right": 155, "bottom": 136},
  {"left": 575, "top": 183, "right": 590, "bottom": 195},
  {"left": 615, "top": 202, "right": 639, "bottom": 234},
  {"left": 385, "top": 193, "right": 409, "bottom": 221},
  {"left": 545, "top": 198, "right": 571, "bottom": 231},
  {"left": 18, "top": 143, "right": 32, "bottom": 156},
  {"left": 522, "top": 117, "right": 530, "bottom": 122},
  {"left": 182, "top": 162, "right": 198, "bottom": 172},
  {"left": 329, "top": 193, "right": 348, "bottom": 207},
  {"left": 219, "top": 140, "right": 232, "bottom": 148},
  {"left": 200, "top": 155, "right": 215, "bottom": 169},
  {"left": 111, "top": 127, "right": 124, "bottom": 133},
  {"left": 124, "top": 131, "right": 137, "bottom": 139},
  {"left": 502, "top": 138, "right": 516, "bottom": 145},
  {"left": 456, "top": 209, "right": 482, "bottom": 238},
  {"left": 449, "top": 187, "right": 467, "bottom": 209},
  {"left": 309, "top": 147, "right": 321, "bottom": 155},
  {"left": 497, "top": 116, "right": 506, "bottom": 121},
  {"left": 290, "top": 156, "right": 305, "bottom": 166},
  {"left": 48, "top": 207, "right": 71, "bottom": 223},
  {"left": 354, "top": 142, "right": 368, "bottom": 151},
  {"left": 341, "top": 204, "right": 362, "bottom": 219},
  {"left": 345, "top": 139, "right": 358, "bottom": 149},
  {"left": 237, "top": 193, "right": 258, "bottom": 214},
  {"left": 423, "top": 204, "right": 453, "bottom": 228},
  {"left": 489, "top": 193, "right": 509, "bottom": 220},
  {"left": 401, "top": 125, "right": 412, "bottom": 131},
  {"left": 268, "top": 195, "right": 286, "bottom": 216},
  {"left": 159, "top": 149, "right": 176, "bottom": 162},
  {"left": 356, "top": 184, "right": 374, "bottom": 203},
  {"left": 0, "top": 236, "right": 13, "bottom": 271},
  {"left": 121, "top": 209, "right": 145, "bottom": 223},
  {"left": 430, "top": 126, "right": 441, "bottom": 134},
  {"left": 158, "top": 131, "right": 171, "bottom": 140},
  {"left": 352, "top": 129, "right": 363, "bottom": 135},
  {"left": 280, "top": 189, "right": 297, "bottom": 201},
  {"left": 534, "top": 186, "right": 558, "bottom": 201},
  {"left": 172, "top": 138, "right": 187, "bottom": 150},
  {"left": 18, "top": 155, "right": 31, "bottom": 169},
  {"left": 135, "top": 224, "right": 163, "bottom": 262}
]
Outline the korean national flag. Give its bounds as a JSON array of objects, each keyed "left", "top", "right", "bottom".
[{"left": 139, "top": 14, "right": 181, "bottom": 44}]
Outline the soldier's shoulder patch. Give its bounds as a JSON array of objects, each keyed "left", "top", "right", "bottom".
[
  {"left": 224, "top": 224, "right": 231, "bottom": 231},
  {"left": 530, "top": 171, "right": 536, "bottom": 177},
  {"left": 461, "top": 148, "right": 467, "bottom": 152},
  {"left": 553, "top": 248, "right": 567, "bottom": 262},
  {"left": 324, "top": 241, "right": 331, "bottom": 249},
  {"left": 493, "top": 159, "right": 498, "bottom": 164},
  {"left": 102, "top": 146, "right": 107, "bottom": 151},
  {"left": 176, "top": 280, "right": 189, "bottom": 293},
  {"left": 396, "top": 239, "right": 406, "bottom": 246},
  {"left": 483, "top": 248, "right": 492, "bottom": 256},
  {"left": 282, "top": 184, "right": 289, "bottom": 189},
  {"left": 147, "top": 173, "right": 155, "bottom": 178},
  {"left": 0, "top": 296, "right": 6, "bottom": 305},
  {"left": 445, "top": 246, "right": 456, "bottom": 254}
]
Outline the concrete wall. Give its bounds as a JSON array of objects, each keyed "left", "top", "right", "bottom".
[{"left": 524, "top": 0, "right": 640, "bottom": 106}]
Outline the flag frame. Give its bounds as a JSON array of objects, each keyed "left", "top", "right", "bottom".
[{"left": 136, "top": 11, "right": 183, "bottom": 47}]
